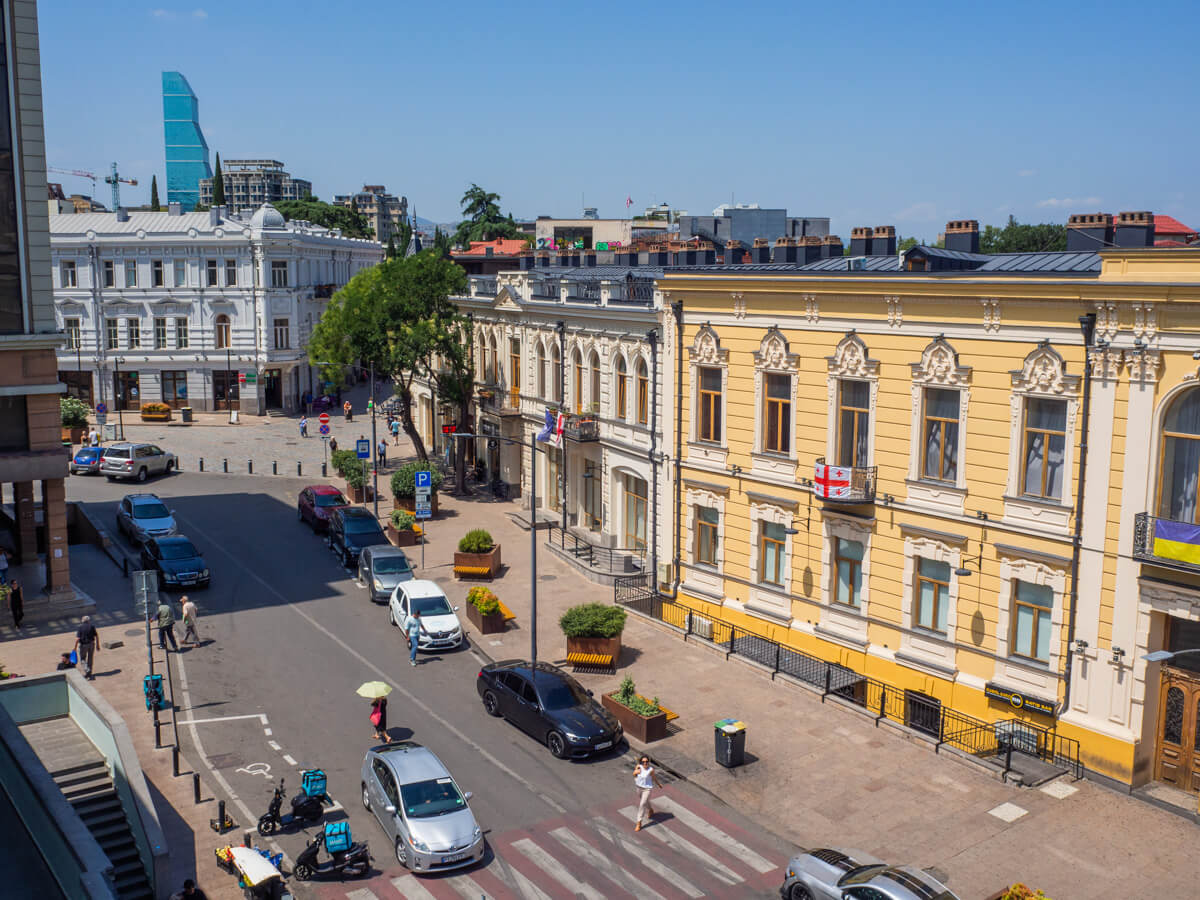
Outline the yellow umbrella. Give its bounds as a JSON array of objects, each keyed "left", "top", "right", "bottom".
[{"left": 356, "top": 681, "right": 392, "bottom": 699}]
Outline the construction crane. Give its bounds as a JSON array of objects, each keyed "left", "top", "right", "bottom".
[
  {"left": 47, "top": 166, "right": 98, "bottom": 197},
  {"left": 47, "top": 162, "right": 138, "bottom": 210}
]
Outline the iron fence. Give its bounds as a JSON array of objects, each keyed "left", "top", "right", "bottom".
[{"left": 548, "top": 525, "right": 646, "bottom": 576}]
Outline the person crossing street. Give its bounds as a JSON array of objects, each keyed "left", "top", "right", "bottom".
[
  {"left": 633, "top": 756, "right": 663, "bottom": 831},
  {"left": 403, "top": 609, "right": 428, "bottom": 666},
  {"left": 157, "top": 599, "right": 179, "bottom": 652}
]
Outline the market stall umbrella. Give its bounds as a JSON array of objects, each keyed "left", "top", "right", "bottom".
[{"left": 356, "top": 681, "right": 392, "bottom": 699}]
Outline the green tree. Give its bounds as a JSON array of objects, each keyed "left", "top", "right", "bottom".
[
  {"left": 898, "top": 235, "right": 919, "bottom": 253},
  {"left": 212, "top": 153, "right": 225, "bottom": 207},
  {"left": 385, "top": 235, "right": 397, "bottom": 259},
  {"left": 453, "top": 183, "right": 523, "bottom": 246},
  {"left": 979, "top": 215, "right": 1067, "bottom": 254},
  {"left": 274, "top": 199, "right": 372, "bottom": 239},
  {"left": 433, "top": 226, "right": 453, "bottom": 258},
  {"left": 149, "top": 175, "right": 161, "bottom": 211},
  {"left": 396, "top": 218, "right": 413, "bottom": 255}
]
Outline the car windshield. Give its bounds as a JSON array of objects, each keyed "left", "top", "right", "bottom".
[
  {"left": 537, "top": 676, "right": 589, "bottom": 711},
  {"left": 410, "top": 594, "right": 451, "bottom": 616},
  {"left": 133, "top": 502, "right": 170, "bottom": 519},
  {"left": 76, "top": 448, "right": 100, "bottom": 459},
  {"left": 839, "top": 865, "right": 889, "bottom": 887},
  {"left": 105, "top": 448, "right": 131, "bottom": 459},
  {"left": 315, "top": 493, "right": 347, "bottom": 507},
  {"left": 159, "top": 541, "right": 198, "bottom": 560},
  {"left": 399, "top": 777, "right": 466, "bottom": 818},
  {"left": 344, "top": 517, "right": 383, "bottom": 534},
  {"left": 374, "top": 556, "right": 411, "bottom": 574}
]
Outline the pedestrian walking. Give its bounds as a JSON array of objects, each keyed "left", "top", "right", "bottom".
[
  {"left": 377, "top": 438, "right": 387, "bottom": 467},
  {"left": 89, "top": 427, "right": 100, "bottom": 447},
  {"left": 74, "top": 615, "right": 99, "bottom": 679},
  {"left": 633, "top": 755, "right": 663, "bottom": 831},
  {"left": 391, "top": 418, "right": 400, "bottom": 445},
  {"left": 169, "top": 878, "right": 209, "bottom": 900},
  {"left": 403, "top": 610, "right": 427, "bottom": 666},
  {"left": 370, "top": 696, "right": 390, "bottom": 743},
  {"left": 0, "top": 548, "right": 8, "bottom": 584},
  {"left": 157, "top": 599, "right": 179, "bottom": 652},
  {"left": 299, "top": 415, "right": 308, "bottom": 438},
  {"left": 329, "top": 436, "right": 338, "bottom": 454},
  {"left": 181, "top": 596, "right": 199, "bottom": 646},
  {"left": 8, "top": 578, "right": 23, "bottom": 628}
]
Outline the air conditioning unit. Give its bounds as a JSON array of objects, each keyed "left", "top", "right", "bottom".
[
  {"left": 658, "top": 563, "right": 672, "bottom": 585},
  {"left": 691, "top": 615, "right": 713, "bottom": 641},
  {"left": 846, "top": 256, "right": 867, "bottom": 271}
]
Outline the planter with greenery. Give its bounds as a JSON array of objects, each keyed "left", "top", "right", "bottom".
[
  {"left": 391, "top": 462, "right": 442, "bottom": 515},
  {"left": 140, "top": 401, "right": 171, "bottom": 422},
  {"left": 387, "top": 509, "right": 419, "bottom": 547},
  {"left": 985, "top": 886, "right": 1053, "bottom": 900},
  {"left": 464, "top": 585, "right": 507, "bottom": 634},
  {"left": 330, "top": 448, "right": 359, "bottom": 477},
  {"left": 559, "top": 602, "right": 626, "bottom": 661},
  {"left": 61, "top": 396, "right": 90, "bottom": 443},
  {"left": 343, "top": 462, "right": 371, "bottom": 503},
  {"left": 601, "top": 675, "right": 668, "bottom": 743},
  {"left": 454, "top": 528, "right": 501, "bottom": 578}
]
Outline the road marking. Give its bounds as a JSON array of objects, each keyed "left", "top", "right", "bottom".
[
  {"left": 267, "top": 740, "right": 281, "bottom": 751},
  {"left": 590, "top": 816, "right": 705, "bottom": 898},
  {"left": 175, "top": 713, "right": 269, "bottom": 726},
  {"left": 988, "top": 801, "right": 1028, "bottom": 822},
  {"left": 653, "top": 796, "right": 776, "bottom": 874},
  {"left": 506, "top": 865, "right": 554, "bottom": 900},
  {"left": 391, "top": 874, "right": 438, "bottom": 899},
  {"left": 235, "top": 762, "right": 272, "bottom": 779},
  {"left": 263, "top": 727, "right": 272, "bottom": 736},
  {"left": 550, "top": 826, "right": 665, "bottom": 900},
  {"left": 617, "top": 807, "right": 741, "bottom": 884},
  {"left": 345, "top": 889, "right": 379, "bottom": 900},
  {"left": 181, "top": 515, "right": 567, "bottom": 815},
  {"left": 282, "top": 754, "right": 297, "bottom": 766},
  {"left": 512, "top": 838, "right": 605, "bottom": 900},
  {"left": 446, "top": 875, "right": 494, "bottom": 899}
]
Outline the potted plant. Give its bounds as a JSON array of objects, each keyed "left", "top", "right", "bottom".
[
  {"left": 343, "top": 461, "right": 369, "bottom": 503},
  {"left": 602, "top": 675, "right": 668, "bottom": 743},
  {"left": 387, "top": 509, "right": 419, "bottom": 547},
  {"left": 454, "top": 529, "right": 501, "bottom": 578},
  {"left": 61, "top": 396, "right": 90, "bottom": 443},
  {"left": 559, "top": 602, "right": 625, "bottom": 663},
  {"left": 140, "top": 401, "right": 172, "bottom": 422},
  {"left": 464, "top": 585, "right": 506, "bottom": 634},
  {"left": 391, "top": 461, "right": 442, "bottom": 515}
]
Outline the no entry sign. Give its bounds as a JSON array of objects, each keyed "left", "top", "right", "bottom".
[{"left": 318, "top": 412, "right": 330, "bottom": 425}]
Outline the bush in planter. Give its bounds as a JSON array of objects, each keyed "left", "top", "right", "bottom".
[
  {"left": 466, "top": 585, "right": 500, "bottom": 616},
  {"left": 613, "top": 675, "right": 660, "bottom": 716},
  {"left": 390, "top": 461, "right": 444, "bottom": 498},
  {"left": 390, "top": 509, "right": 416, "bottom": 531},
  {"left": 998, "top": 887, "right": 1051, "bottom": 900},
  {"left": 61, "top": 396, "right": 90, "bottom": 427},
  {"left": 331, "top": 448, "right": 359, "bottom": 477},
  {"left": 458, "top": 529, "right": 494, "bottom": 554},
  {"left": 559, "top": 603, "right": 626, "bottom": 639},
  {"left": 343, "top": 464, "right": 366, "bottom": 489},
  {"left": 140, "top": 402, "right": 171, "bottom": 417}
]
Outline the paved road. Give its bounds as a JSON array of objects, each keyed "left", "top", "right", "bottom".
[{"left": 66, "top": 471, "right": 793, "bottom": 898}]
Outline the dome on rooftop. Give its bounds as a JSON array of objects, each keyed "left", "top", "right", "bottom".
[{"left": 250, "top": 203, "right": 285, "bottom": 229}]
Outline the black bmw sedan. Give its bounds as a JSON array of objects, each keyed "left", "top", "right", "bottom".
[
  {"left": 139, "top": 535, "right": 211, "bottom": 589},
  {"left": 476, "top": 660, "right": 622, "bottom": 759}
]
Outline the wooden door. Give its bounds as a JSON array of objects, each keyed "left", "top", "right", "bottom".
[{"left": 1155, "top": 668, "right": 1200, "bottom": 792}]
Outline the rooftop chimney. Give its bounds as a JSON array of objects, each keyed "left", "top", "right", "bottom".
[
  {"left": 167, "top": 201, "right": 183, "bottom": 217},
  {"left": 209, "top": 207, "right": 221, "bottom": 227},
  {"left": 944, "top": 220, "right": 979, "bottom": 254},
  {"left": 615, "top": 248, "right": 638, "bottom": 266},
  {"left": 1066, "top": 213, "right": 1113, "bottom": 252},
  {"left": 725, "top": 240, "right": 746, "bottom": 265},
  {"left": 536, "top": 250, "right": 551, "bottom": 268},
  {"left": 820, "top": 235, "right": 844, "bottom": 259},
  {"left": 115, "top": 207, "right": 129, "bottom": 222},
  {"left": 1114, "top": 211, "right": 1155, "bottom": 248},
  {"left": 519, "top": 249, "right": 536, "bottom": 270},
  {"left": 799, "top": 235, "right": 823, "bottom": 264},
  {"left": 850, "top": 227, "right": 873, "bottom": 257},
  {"left": 871, "top": 225, "right": 896, "bottom": 256},
  {"left": 771, "top": 237, "right": 798, "bottom": 264},
  {"left": 751, "top": 237, "right": 772, "bottom": 264}
]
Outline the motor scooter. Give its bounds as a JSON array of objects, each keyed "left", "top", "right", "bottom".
[
  {"left": 257, "top": 774, "right": 329, "bottom": 835},
  {"left": 293, "top": 825, "right": 370, "bottom": 881}
]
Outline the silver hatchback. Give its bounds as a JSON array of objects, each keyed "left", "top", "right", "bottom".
[
  {"left": 360, "top": 742, "right": 484, "bottom": 875},
  {"left": 101, "top": 442, "right": 176, "bottom": 482}
]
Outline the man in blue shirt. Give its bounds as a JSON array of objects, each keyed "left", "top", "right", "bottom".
[{"left": 404, "top": 609, "right": 427, "bottom": 666}]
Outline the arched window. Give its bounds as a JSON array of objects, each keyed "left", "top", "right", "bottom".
[
  {"left": 637, "top": 358, "right": 649, "bottom": 425},
  {"left": 1159, "top": 389, "right": 1200, "bottom": 523},
  {"left": 551, "top": 345, "right": 562, "bottom": 404},
  {"left": 214, "top": 314, "right": 230, "bottom": 350},
  {"left": 589, "top": 352, "right": 601, "bottom": 413},
  {"left": 616, "top": 356, "right": 628, "bottom": 418},
  {"left": 572, "top": 349, "right": 583, "bottom": 414},
  {"left": 537, "top": 343, "right": 547, "bottom": 397},
  {"left": 488, "top": 334, "right": 498, "bottom": 384}
]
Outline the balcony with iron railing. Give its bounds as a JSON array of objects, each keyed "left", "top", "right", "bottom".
[
  {"left": 1133, "top": 512, "right": 1200, "bottom": 573},
  {"left": 813, "top": 457, "right": 877, "bottom": 504},
  {"left": 559, "top": 412, "right": 600, "bottom": 442},
  {"left": 469, "top": 276, "right": 498, "bottom": 297}
]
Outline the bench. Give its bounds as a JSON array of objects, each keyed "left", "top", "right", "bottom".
[
  {"left": 496, "top": 601, "right": 516, "bottom": 623},
  {"left": 566, "top": 651, "right": 615, "bottom": 672},
  {"left": 639, "top": 694, "right": 678, "bottom": 721},
  {"left": 454, "top": 564, "right": 493, "bottom": 580}
]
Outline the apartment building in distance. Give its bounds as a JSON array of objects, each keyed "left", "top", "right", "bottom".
[
  {"left": 333, "top": 185, "right": 408, "bottom": 244},
  {"left": 199, "top": 159, "right": 312, "bottom": 210}
]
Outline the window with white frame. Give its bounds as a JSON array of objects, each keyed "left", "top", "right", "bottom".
[
  {"left": 994, "top": 555, "right": 1065, "bottom": 685},
  {"left": 124, "top": 260, "right": 137, "bottom": 288},
  {"left": 174, "top": 317, "right": 189, "bottom": 349},
  {"left": 906, "top": 337, "right": 972, "bottom": 511},
  {"left": 698, "top": 367, "right": 722, "bottom": 443},
  {"left": 126, "top": 317, "right": 140, "bottom": 349},
  {"left": 271, "top": 261, "right": 288, "bottom": 287},
  {"left": 695, "top": 506, "right": 719, "bottom": 566},
  {"left": 224, "top": 258, "right": 237, "bottom": 286},
  {"left": 273, "top": 318, "right": 290, "bottom": 350},
  {"left": 65, "top": 317, "right": 81, "bottom": 349},
  {"left": 636, "top": 358, "right": 649, "bottom": 425},
  {"left": 60, "top": 260, "right": 77, "bottom": 287},
  {"left": 154, "top": 317, "right": 167, "bottom": 349},
  {"left": 689, "top": 325, "right": 729, "bottom": 447},
  {"left": 152, "top": 259, "right": 164, "bottom": 287},
  {"left": 752, "top": 328, "right": 799, "bottom": 475},
  {"left": 173, "top": 259, "right": 187, "bottom": 287},
  {"left": 215, "top": 314, "right": 230, "bottom": 350},
  {"left": 589, "top": 351, "right": 600, "bottom": 413},
  {"left": 537, "top": 343, "right": 547, "bottom": 397},
  {"left": 615, "top": 355, "right": 627, "bottom": 418},
  {"left": 921, "top": 388, "right": 960, "bottom": 482},
  {"left": 1011, "top": 580, "right": 1053, "bottom": 662},
  {"left": 826, "top": 333, "right": 879, "bottom": 469},
  {"left": 763, "top": 374, "right": 791, "bottom": 453},
  {"left": 914, "top": 557, "right": 952, "bottom": 633},
  {"left": 103, "top": 260, "right": 114, "bottom": 287},
  {"left": 837, "top": 380, "right": 871, "bottom": 467},
  {"left": 206, "top": 259, "right": 218, "bottom": 287},
  {"left": 819, "top": 516, "right": 872, "bottom": 643},
  {"left": 105, "top": 318, "right": 118, "bottom": 350},
  {"left": 759, "top": 522, "right": 788, "bottom": 586},
  {"left": 1021, "top": 398, "right": 1067, "bottom": 500},
  {"left": 833, "top": 537, "right": 864, "bottom": 607}
]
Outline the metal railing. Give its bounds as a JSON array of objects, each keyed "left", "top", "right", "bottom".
[
  {"left": 561, "top": 413, "right": 599, "bottom": 441},
  {"left": 1133, "top": 512, "right": 1200, "bottom": 573},
  {"left": 531, "top": 279, "right": 559, "bottom": 299},
  {"left": 814, "top": 457, "right": 877, "bottom": 503},
  {"left": 548, "top": 524, "right": 646, "bottom": 575},
  {"left": 470, "top": 276, "right": 498, "bottom": 296}
]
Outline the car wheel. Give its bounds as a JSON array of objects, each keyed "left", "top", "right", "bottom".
[
  {"left": 165, "top": 460, "right": 174, "bottom": 473},
  {"left": 482, "top": 690, "right": 501, "bottom": 717},
  {"left": 361, "top": 783, "right": 370, "bottom": 811},
  {"left": 389, "top": 606, "right": 396, "bottom": 627},
  {"left": 787, "top": 885, "right": 814, "bottom": 900},
  {"left": 294, "top": 862, "right": 313, "bottom": 881},
  {"left": 547, "top": 731, "right": 568, "bottom": 759},
  {"left": 136, "top": 467, "right": 148, "bottom": 483},
  {"left": 395, "top": 838, "right": 409, "bottom": 868},
  {"left": 105, "top": 475, "right": 115, "bottom": 482}
]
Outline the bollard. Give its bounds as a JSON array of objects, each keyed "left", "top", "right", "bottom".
[
  {"left": 297, "top": 461, "right": 302, "bottom": 476},
  {"left": 248, "top": 459, "right": 253, "bottom": 475},
  {"left": 321, "top": 462, "right": 327, "bottom": 477},
  {"left": 199, "top": 457, "right": 204, "bottom": 472},
  {"left": 172, "top": 746, "right": 180, "bottom": 776},
  {"left": 223, "top": 458, "right": 228, "bottom": 473},
  {"left": 218, "top": 800, "right": 226, "bottom": 830},
  {"left": 272, "top": 460, "right": 277, "bottom": 475},
  {"left": 193, "top": 773, "right": 201, "bottom": 804},
  {"left": 243, "top": 829, "right": 253, "bottom": 848},
  {"left": 154, "top": 712, "right": 161, "bottom": 749}
]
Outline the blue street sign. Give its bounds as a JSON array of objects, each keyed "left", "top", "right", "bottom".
[
  {"left": 415, "top": 470, "right": 432, "bottom": 489},
  {"left": 415, "top": 501, "right": 432, "bottom": 520},
  {"left": 356, "top": 439, "right": 370, "bottom": 459},
  {"left": 95, "top": 402, "right": 107, "bottom": 414},
  {"left": 319, "top": 424, "right": 330, "bottom": 436}
]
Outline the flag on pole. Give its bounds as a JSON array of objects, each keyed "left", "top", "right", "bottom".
[
  {"left": 625, "top": 195, "right": 633, "bottom": 209},
  {"left": 552, "top": 410, "right": 564, "bottom": 448},
  {"left": 536, "top": 408, "right": 554, "bottom": 443}
]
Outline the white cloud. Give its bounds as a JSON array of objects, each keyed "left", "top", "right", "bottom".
[
  {"left": 151, "top": 8, "right": 171, "bottom": 17},
  {"left": 1036, "top": 196, "right": 1101, "bottom": 209},
  {"left": 1017, "top": 169, "right": 1036, "bottom": 177},
  {"left": 891, "top": 201, "right": 937, "bottom": 222},
  {"left": 193, "top": 8, "right": 207, "bottom": 18}
]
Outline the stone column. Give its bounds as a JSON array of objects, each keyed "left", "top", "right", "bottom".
[
  {"left": 41, "top": 478, "right": 71, "bottom": 595},
  {"left": 12, "top": 481, "right": 37, "bottom": 563}
]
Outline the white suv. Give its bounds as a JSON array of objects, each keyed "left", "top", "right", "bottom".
[
  {"left": 388, "top": 580, "right": 463, "bottom": 650},
  {"left": 101, "top": 442, "right": 175, "bottom": 482}
]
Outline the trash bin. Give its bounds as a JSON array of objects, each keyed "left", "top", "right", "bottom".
[
  {"left": 180, "top": 406, "right": 193, "bottom": 423},
  {"left": 713, "top": 718, "right": 746, "bottom": 767}
]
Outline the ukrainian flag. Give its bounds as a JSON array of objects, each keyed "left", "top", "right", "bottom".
[{"left": 1153, "top": 518, "right": 1200, "bottom": 565}]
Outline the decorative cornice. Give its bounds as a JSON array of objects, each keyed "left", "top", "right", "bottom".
[
  {"left": 911, "top": 336, "right": 971, "bottom": 387},
  {"left": 1126, "top": 349, "right": 1161, "bottom": 384},
  {"left": 754, "top": 326, "right": 799, "bottom": 371},
  {"left": 827, "top": 332, "right": 879, "bottom": 379},
  {"left": 1010, "top": 344, "right": 1081, "bottom": 396},
  {"left": 980, "top": 297, "right": 1001, "bottom": 333},
  {"left": 689, "top": 324, "right": 729, "bottom": 365}
]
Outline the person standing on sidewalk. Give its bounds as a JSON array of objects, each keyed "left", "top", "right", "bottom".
[
  {"left": 181, "top": 596, "right": 199, "bottom": 646},
  {"left": 299, "top": 415, "right": 308, "bottom": 438},
  {"left": 633, "top": 756, "right": 663, "bottom": 831},
  {"left": 329, "top": 436, "right": 338, "bottom": 454},
  {"left": 74, "top": 615, "right": 99, "bottom": 679},
  {"left": 157, "top": 599, "right": 179, "bottom": 652},
  {"left": 403, "top": 610, "right": 427, "bottom": 666},
  {"left": 377, "top": 438, "right": 387, "bottom": 467},
  {"left": 8, "top": 578, "right": 23, "bottom": 628},
  {"left": 391, "top": 417, "right": 400, "bottom": 446}
]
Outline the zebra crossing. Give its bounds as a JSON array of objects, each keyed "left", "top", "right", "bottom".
[{"left": 320, "top": 786, "right": 784, "bottom": 900}]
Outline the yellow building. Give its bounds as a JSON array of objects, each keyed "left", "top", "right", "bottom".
[{"left": 661, "top": 237, "right": 1200, "bottom": 794}]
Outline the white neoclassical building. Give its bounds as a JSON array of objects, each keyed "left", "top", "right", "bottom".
[{"left": 51, "top": 203, "right": 382, "bottom": 415}]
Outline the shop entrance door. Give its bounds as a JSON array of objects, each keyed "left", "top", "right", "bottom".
[
  {"left": 1155, "top": 668, "right": 1200, "bottom": 793},
  {"left": 264, "top": 368, "right": 283, "bottom": 408}
]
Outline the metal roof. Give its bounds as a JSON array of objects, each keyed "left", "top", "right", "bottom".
[
  {"left": 50, "top": 211, "right": 229, "bottom": 235},
  {"left": 530, "top": 265, "right": 663, "bottom": 279},
  {"left": 974, "top": 250, "right": 1100, "bottom": 273},
  {"left": 798, "top": 255, "right": 900, "bottom": 272},
  {"left": 906, "top": 246, "right": 992, "bottom": 262}
]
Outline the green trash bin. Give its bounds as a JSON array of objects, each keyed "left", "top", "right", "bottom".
[{"left": 714, "top": 718, "right": 746, "bottom": 767}]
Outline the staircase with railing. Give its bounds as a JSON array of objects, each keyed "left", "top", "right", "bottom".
[{"left": 544, "top": 522, "right": 645, "bottom": 581}]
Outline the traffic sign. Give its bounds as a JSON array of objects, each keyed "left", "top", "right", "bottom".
[
  {"left": 319, "top": 424, "right": 330, "bottom": 436},
  {"left": 95, "top": 402, "right": 107, "bottom": 414},
  {"left": 415, "top": 486, "right": 431, "bottom": 502},
  {"left": 238, "top": 372, "right": 246, "bottom": 385},
  {"left": 356, "top": 439, "right": 370, "bottom": 459},
  {"left": 318, "top": 412, "right": 330, "bottom": 425},
  {"left": 414, "top": 501, "right": 432, "bottom": 520},
  {"left": 441, "top": 424, "right": 457, "bottom": 434},
  {"left": 415, "top": 470, "right": 432, "bottom": 489}
]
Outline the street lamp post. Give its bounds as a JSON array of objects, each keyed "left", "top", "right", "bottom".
[{"left": 114, "top": 356, "right": 126, "bottom": 440}]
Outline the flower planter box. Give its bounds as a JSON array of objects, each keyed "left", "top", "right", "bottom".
[
  {"left": 602, "top": 692, "right": 668, "bottom": 743},
  {"left": 62, "top": 425, "right": 87, "bottom": 444},
  {"left": 566, "top": 635, "right": 622, "bottom": 663},
  {"left": 346, "top": 483, "right": 373, "bottom": 503},
  {"left": 466, "top": 602, "right": 507, "bottom": 634},
  {"left": 454, "top": 544, "right": 501, "bottom": 579},
  {"left": 140, "top": 412, "right": 171, "bottom": 422},
  {"left": 386, "top": 524, "right": 418, "bottom": 547},
  {"left": 394, "top": 492, "right": 439, "bottom": 516}
]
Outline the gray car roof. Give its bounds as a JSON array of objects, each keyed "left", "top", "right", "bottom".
[{"left": 374, "top": 742, "right": 451, "bottom": 784}]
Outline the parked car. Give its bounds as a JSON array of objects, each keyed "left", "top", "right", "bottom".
[
  {"left": 70, "top": 446, "right": 104, "bottom": 475},
  {"left": 359, "top": 546, "right": 414, "bottom": 601},
  {"left": 328, "top": 507, "right": 388, "bottom": 569},
  {"left": 298, "top": 484, "right": 349, "bottom": 532},
  {"left": 139, "top": 535, "right": 210, "bottom": 589},
  {"left": 387, "top": 580, "right": 461, "bottom": 649},
  {"left": 101, "top": 442, "right": 175, "bottom": 482},
  {"left": 779, "top": 848, "right": 959, "bottom": 900},
  {"left": 476, "top": 660, "right": 622, "bottom": 759},
  {"left": 116, "top": 493, "right": 178, "bottom": 544},
  {"left": 360, "top": 741, "right": 484, "bottom": 874}
]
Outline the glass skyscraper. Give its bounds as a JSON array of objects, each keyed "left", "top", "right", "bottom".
[{"left": 162, "top": 72, "right": 212, "bottom": 209}]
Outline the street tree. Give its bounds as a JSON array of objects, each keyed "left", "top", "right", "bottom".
[
  {"left": 453, "top": 183, "right": 523, "bottom": 246},
  {"left": 980, "top": 216, "right": 1067, "bottom": 253},
  {"left": 386, "top": 235, "right": 397, "bottom": 259},
  {"left": 212, "top": 153, "right": 225, "bottom": 206},
  {"left": 149, "top": 175, "right": 161, "bottom": 211}
]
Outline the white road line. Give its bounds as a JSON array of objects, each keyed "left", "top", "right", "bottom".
[
  {"left": 175, "top": 713, "right": 269, "bottom": 726},
  {"left": 282, "top": 754, "right": 297, "bottom": 766},
  {"left": 390, "top": 874, "right": 438, "bottom": 899},
  {"left": 345, "top": 890, "right": 378, "bottom": 900},
  {"left": 267, "top": 740, "right": 281, "bottom": 751},
  {"left": 653, "top": 796, "right": 775, "bottom": 874},
  {"left": 445, "top": 875, "right": 494, "bottom": 899},
  {"left": 506, "top": 865, "right": 554, "bottom": 900},
  {"left": 617, "top": 807, "right": 741, "bottom": 885},
  {"left": 263, "top": 727, "right": 272, "bottom": 736},
  {"left": 181, "top": 515, "right": 566, "bottom": 814},
  {"left": 590, "top": 816, "right": 705, "bottom": 898},
  {"left": 550, "top": 826, "right": 665, "bottom": 900},
  {"left": 512, "top": 838, "right": 605, "bottom": 900}
]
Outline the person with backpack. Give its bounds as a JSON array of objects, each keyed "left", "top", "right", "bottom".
[{"left": 74, "top": 615, "right": 99, "bottom": 679}]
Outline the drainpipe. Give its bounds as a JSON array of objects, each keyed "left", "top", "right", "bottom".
[
  {"left": 648, "top": 327, "right": 659, "bottom": 590},
  {"left": 1063, "top": 314, "right": 1096, "bottom": 713},
  {"left": 557, "top": 320, "right": 566, "bottom": 532},
  {"left": 664, "top": 300, "right": 684, "bottom": 599}
]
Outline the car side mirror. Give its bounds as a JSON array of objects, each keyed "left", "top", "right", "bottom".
[
  {"left": 453, "top": 606, "right": 460, "bottom": 611},
  {"left": 384, "top": 805, "right": 396, "bottom": 814},
  {"left": 464, "top": 791, "right": 473, "bottom": 801},
  {"left": 587, "top": 689, "right": 594, "bottom": 697}
]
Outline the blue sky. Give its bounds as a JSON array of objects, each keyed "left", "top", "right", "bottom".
[{"left": 39, "top": 0, "right": 1200, "bottom": 238}]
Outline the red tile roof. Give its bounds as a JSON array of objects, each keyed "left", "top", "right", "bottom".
[
  {"left": 1153, "top": 214, "right": 1197, "bottom": 236},
  {"left": 454, "top": 239, "right": 528, "bottom": 257},
  {"left": 1154, "top": 239, "right": 1192, "bottom": 248}
]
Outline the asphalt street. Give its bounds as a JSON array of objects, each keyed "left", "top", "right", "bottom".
[{"left": 66, "top": 470, "right": 793, "bottom": 898}]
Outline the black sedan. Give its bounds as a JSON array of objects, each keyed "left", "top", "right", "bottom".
[
  {"left": 477, "top": 660, "right": 622, "bottom": 759},
  {"left": 139, "top": 536, "right": 211, "bottom": 589}
]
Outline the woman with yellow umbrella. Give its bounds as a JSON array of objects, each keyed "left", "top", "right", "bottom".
[{"left": 357, "top": 681, "right": 393, "bottom": 743}]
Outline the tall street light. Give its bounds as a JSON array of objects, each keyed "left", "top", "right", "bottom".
[
  {"left": 114, "top": 356, "right": 126, "bottom": 440},
  {"left": 1143, "top": 649, "right": 1200, "bottom": 664}
]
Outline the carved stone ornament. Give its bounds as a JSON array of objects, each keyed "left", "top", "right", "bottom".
[
  {"left": 804, "top": 294, "right": 819, "bottom": 323},
  {"left": 1125, "top": 349, "right": 1161, "bottom": 384},
  {"left": 1132, "top": 303, "right": 1157, "bottom": 341},
  {"left": 827, "top": 333, "right": 879, "bottom": 378},
  {"left": 1010, "top": 344, "right": 1081, "bottom": 396},
  {"left": 1095, "top": 301, "right": 1119, "bottom": 341},
  {"left": 1088, "top": 348, "right": 1123, "bottom": 381},
  {"left": 754, "top": 326, "right": 798, "bottom": 371},
  {"left": 885, "top": 295, "right": 902, "bottom": 328},
  {"left": 980, "top": 297, "right": 1001, "bottom": 333},
  {"left": 911, "top": 337, "right": 971, "bottom": 386},
  {"left": 689, "top": 324, "right": 728, "bottom": 365},
  {"left": 732, "top": 292, "right": 746, "bottom": 320}
]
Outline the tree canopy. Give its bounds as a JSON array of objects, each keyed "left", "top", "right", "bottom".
[
  {"left": 212, "top": 153, "right": 225, "bottom": 206},
  {"left": 980, "top": 216, "right": 1067, "bottom": 254},
  {"left": 149, "top": 175, "right": 160, "bottom": 211},
  {"left": 274, "top": 198, "right": 373, "bottom": 239},
  {"left": 453, "top": 183, "right": 524, "bottom": 246}
]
